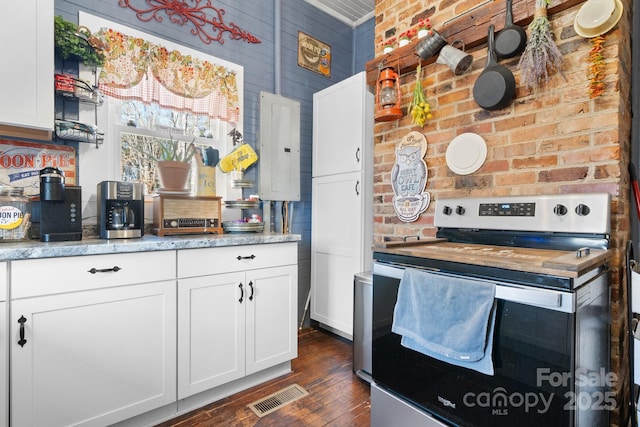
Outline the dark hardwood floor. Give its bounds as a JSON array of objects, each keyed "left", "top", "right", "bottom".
[{"left": 157, "top": 327, "right": 371, "bottom": 427}]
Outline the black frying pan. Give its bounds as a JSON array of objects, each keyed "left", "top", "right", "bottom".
[
  {"left": 473, "top": 25, "right": 516, "bottom": 111},
  {"left": 494, "top": 0, "right": 527, "bottom": 58}
]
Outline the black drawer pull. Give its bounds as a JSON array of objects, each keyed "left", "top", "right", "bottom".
[
  {"left": 236, "top": 255, "right": 256, "bottom": 260},
  {"left": 17, "top": 315, "right": 27, "bottom": 347},
  {"left": 88, "top": 266, "right": 122, "bottom": 274}
]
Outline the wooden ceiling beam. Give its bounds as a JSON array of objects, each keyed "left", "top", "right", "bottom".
[{"left": 365, "top": 0, "right": 582, "bottom": 86}]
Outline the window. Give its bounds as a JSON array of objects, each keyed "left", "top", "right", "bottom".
[{"left": 78, "top": 13, "right": 243, "bottom": 206}]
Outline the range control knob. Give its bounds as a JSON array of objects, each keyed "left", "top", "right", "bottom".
[
  {"left": 553, "top": 204, "right": 568, "bottom": 216},
  {"left": 575, "top": 204, "right": 591, "bottom": 216},
  {"left": 442, "top": 206, "right": 452, "bottom": 215},
  {"left": 455, "top": 205, "right": 465, "bottom": 215}
]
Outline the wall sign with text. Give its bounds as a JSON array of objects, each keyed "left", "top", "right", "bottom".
[
  {"left": 391, "top": 131, "right": 430, "bottom": 222},
  {"left": 297, "top": 32, "right": 331, "bottom": 77}
]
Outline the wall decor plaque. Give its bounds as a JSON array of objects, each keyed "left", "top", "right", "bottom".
[
  {"left": 391, "top": 131, "right": 430, "bottom": 222},
  {"left": 298, "top": 31, "right": 331, "bottom": 77},
  {"left": 0, "top": 140, "right": 76, "bottom": 195}
]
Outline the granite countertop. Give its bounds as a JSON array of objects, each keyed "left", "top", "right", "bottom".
[{"left": 0, "top": 233, "right": 301, "bottom": 261}]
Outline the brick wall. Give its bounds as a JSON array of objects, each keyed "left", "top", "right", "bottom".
[{"left": 373, "top": 0, "right": 632, "bottom": 425}]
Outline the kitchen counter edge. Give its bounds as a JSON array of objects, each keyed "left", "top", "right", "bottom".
[{"left": 0, "top": 233, "right": 302, "bottom": 261}]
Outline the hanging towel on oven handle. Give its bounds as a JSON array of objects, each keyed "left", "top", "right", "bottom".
[{"left": 391, "top": 267, "right": 497, "bottom": 376}]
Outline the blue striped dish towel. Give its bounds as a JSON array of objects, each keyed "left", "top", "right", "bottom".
[{"left": 391, "top": 268, "right": 497, "bottom": 376}]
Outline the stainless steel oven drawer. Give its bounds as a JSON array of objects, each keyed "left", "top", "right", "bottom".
[{"left": 372, "top": 383, "right": 449, "bottom": 427}]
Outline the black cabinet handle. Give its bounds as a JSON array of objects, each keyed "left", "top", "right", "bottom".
[
  {"left": 249, "top": 281, "right": 254, "bottom": 301},
  {"left": 17, "top": 315, "right": 27, "bottom": 347},
  {"left": 355, "top": 180, "right": 360, "bottom": 196},
  {"left": 239, "top": 283, "right": 244, "bottom": 303},
  {"left": 88, "top": 266, "right": 122, "bottom": 274},
  {"left": 355, "top": 147, "right": 361, "bottom": 163},
  {"left": 236, "top": 255, "right": 256, "bottom": 260}
]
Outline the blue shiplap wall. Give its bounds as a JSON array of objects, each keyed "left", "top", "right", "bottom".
[{"left": 54, "top": 0, "right": 374, "bottom": 325}]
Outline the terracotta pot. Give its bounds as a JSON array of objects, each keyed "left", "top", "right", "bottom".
[{"left": 157, "top": 160, "right": 191, "bottom": 191}]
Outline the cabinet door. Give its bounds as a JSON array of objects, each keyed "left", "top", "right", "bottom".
[
  {"left": 0, "top": 1, "right": 53, "bottom": 132},
  {"left": 0, "top": 263, "right": 6, "bottom": 427},
  {"left": 311, "top": 172, "right": 364, "bottom": 257},
  {"left": 312, "top": 72, "right": 372, "bottom": 177},
  {"left": 177, "top": 272, "right": 245, "bottom": 399},
  {"left": 0, "top": 301, "right": 6, "bottom": 427},
  {"left": 246, "top": 265, "right": 298, "bottom": 375},
  {"left": 311, "top": 172, "right": 364, "bottom": 336},
  {"left": 11, "top": 281, "right": 177, "bottom": 427}
]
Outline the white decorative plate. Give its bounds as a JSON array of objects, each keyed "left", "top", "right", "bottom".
[{"left": 445, "top": 133, "right": 487, "bottom": 175}]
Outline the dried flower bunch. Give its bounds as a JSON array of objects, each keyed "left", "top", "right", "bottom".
[
  {"left": 517, "top": 0, "right": 564, "bottom": 89},
  {"left": 588, "top": 35, "right": 606, "bottom": 98},
  {"left": 409, "top": 64, "right": 432, "bottom": 127}
]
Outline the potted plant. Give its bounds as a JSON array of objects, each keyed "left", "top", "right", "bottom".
[
  {"left": 398, "top": 29, "right": 417, "bottom": 47},
  {"left": 151, "top": 137, "right": 196, "bottom": 191},
  {"left": 417, "top": 18, "right": 432, "bottom": 39},
  {"left": 54, "top": 16, "right": 105, "bottom": 67},
  {"left": 381, "top": 37, "right": 396, "bottom": 54}
]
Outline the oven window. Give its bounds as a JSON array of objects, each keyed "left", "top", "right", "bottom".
[{"left": 372, "top": 273, "right": 574, "bottom": 427}]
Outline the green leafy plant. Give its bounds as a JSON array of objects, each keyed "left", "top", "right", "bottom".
[
  {"left": 54, "top": 16, "right": 105, "bottom": 67},
  {"left": 155, "top": 137, "right": 196, "bottom": 162},
  {"left": 128, "top": 134, "right": 196, "bottom": 163}
]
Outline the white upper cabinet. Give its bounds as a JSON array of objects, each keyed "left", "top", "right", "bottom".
[
  {"left": 312, "top": 72, "right": 374, "bottom": 177},
  {"left": 0, "top": 1, "right": 54, "bottom": 135}
]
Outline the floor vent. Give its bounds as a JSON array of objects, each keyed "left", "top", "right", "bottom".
[{"left": 247, "top": 384, "right": 309, "bottom": 417}]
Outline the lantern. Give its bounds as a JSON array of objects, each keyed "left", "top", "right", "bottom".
[{"left": 374, "top": 62, "right": 403, "bottom": 122}]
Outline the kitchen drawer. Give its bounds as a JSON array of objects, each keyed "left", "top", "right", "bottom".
[
  {"left": 178, "top": 242, "right": 297, "bottom": 278},
  {"left": 12, "top": 251, "right": 176, "bottom": 299}
]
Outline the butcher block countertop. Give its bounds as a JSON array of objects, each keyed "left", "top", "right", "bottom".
[
  {"left": 374, "top": 238, "right": 611, "bottom": 278},
  {"left": 0, "top": 233, "right": 301, "bottom": 261}
]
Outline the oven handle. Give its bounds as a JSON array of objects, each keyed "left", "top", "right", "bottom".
[{"left": 373, "top": 263, "right": 573, "bottom": 312}]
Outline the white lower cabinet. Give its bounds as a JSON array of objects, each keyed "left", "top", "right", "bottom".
[
  {"left": 177, "top": 243, "right": 298, "bottom": 399},
  {"left": 0, "top": 263, "right": 7, "bottom": 427},
  {"left": 6, "top": 242, "right": 298, "bottom": 426},
  {"left": 10, "top": 252, "right": 177, "bottom": 427}
]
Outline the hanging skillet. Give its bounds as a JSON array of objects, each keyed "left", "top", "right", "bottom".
[
  {"left": 494, "top": 0, "right": 527, "bottom": 58},
  {"left": 473, "top": 25, "right": 516, "bottom": 111}
]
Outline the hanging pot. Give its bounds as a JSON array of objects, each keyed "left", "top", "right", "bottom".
[
  {"left": 473, "top": 25, "right": 516, "bottom": 111},
  {"left": 415, "top": 29, "right": 447, "bottom": 60},
  {"left": 494, "top": 0, "right": 527, "bottom": 58},
  {"left": 436, "top": 41, "right": 473, "bottom": 75}
]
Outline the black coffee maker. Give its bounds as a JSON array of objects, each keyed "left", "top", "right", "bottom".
[
  {"left": 97, "top": 181, "right": 144, "bottom": 239},
  {"left": 38, "top": 167, "right": 82, "bottom": 242}
]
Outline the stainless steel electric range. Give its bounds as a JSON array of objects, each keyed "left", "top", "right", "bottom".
[{"left": 371, "top": 193, "right": 612, "bottom": 427}]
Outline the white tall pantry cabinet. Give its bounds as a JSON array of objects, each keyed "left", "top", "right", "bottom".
[{"left": 311, "top": 72, "right": 373, "bottom": 338}]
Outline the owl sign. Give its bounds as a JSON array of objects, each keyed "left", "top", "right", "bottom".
[{"left": 391, "top": 131, "right": 430, "bottom": 222}]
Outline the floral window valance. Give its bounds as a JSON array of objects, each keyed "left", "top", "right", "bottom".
[{"left": 95, "top": 28, "right": 240, "bottom": 123}]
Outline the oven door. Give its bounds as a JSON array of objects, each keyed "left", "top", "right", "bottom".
[{"left": 372, "top": 262, "right": 610, "bottom": 427}]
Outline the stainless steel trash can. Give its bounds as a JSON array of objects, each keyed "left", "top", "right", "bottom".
[{"left": 353, "top": 271, "right": 372, "bottom": 382}]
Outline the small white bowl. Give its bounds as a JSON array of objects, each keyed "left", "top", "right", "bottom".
[
  {"left": 575, "top": 0, "right": 615, "bottom": 30},
  {"left": 574, "top": 0, "right": 623, "bottom": 38}
]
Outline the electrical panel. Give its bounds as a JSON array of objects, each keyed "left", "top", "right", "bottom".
[{"left": 258, "top": 92, "right": 301, "bottom": 201}]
